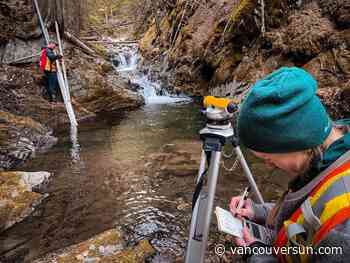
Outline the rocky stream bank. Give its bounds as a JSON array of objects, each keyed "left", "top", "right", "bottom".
[{"left": 139, "top": 0, "right": 350, "bottom": 118}]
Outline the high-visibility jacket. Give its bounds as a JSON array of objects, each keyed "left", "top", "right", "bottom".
[
  {"left": 41, "top": 48, "right": 57, "bottom": 72},
  {"left": 274, "top": 151, "right": 350, "bottom": 262}
]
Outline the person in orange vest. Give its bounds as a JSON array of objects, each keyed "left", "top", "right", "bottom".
[
  {"left": 40, "top": 42, "right": 63, "bottom": 102},
  {"left": 230, "top": 67, "right": 350, "bottom": 262}
]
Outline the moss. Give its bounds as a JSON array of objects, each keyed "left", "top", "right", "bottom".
[
  {"left": 57, "top": 230, "right": 154, "bottom": 263},
  {"left": 57, "top": 229, "right": 123, "bottom": 263},
  {"left": 139, "top": 24, "right": 157, "bottom": 52},
  {"left": 91, "top": 43, "right": 108, "bottom": 58},
  {"left": 232, "top": 50, "right": 243, "bottom": 64},
  {"left": 108, "top": 240, "right": 155, "bottom": 263},
  {"left": 227, "top": 0, "right": 258, "bottom": 33},
  {"left": 214, "top": 52, "right": 225, "bottom": 67},
  {"left": 0, "top": 111, "right": 47, "bottom": 135},
  {"left": 0, "top": 172, "right": 43, "bottom": 230}
]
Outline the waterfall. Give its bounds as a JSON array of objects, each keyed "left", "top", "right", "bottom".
[{"left": 112, "top": 44, "right": 192, "bottom": 104}]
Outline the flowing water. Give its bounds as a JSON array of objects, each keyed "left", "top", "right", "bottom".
[{"left": 0, "top": 46, "right": 289, "bottom": 262}]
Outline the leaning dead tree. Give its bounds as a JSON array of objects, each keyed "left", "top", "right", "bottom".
[{"left": 36, "top": 0, "right": 86, "bottom": 35}]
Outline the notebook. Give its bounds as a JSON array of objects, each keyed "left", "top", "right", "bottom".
[{"left": 215, "top": 206, "right": 274, "bottom": 244}]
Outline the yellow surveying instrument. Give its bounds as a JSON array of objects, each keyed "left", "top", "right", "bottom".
[{"left": 185, "top": 96, "right": 264, "bottom": 263}]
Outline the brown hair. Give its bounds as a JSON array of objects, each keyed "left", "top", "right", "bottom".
[{"left": 265, "top": 147, "right": 324, "bottom": 227}]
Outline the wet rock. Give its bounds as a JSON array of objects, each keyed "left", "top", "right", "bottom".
[
  {"left": 0, "top": 171, "right": 50, "bottom": 231},
  {"left": 34, "top": 229, "right": 155, "bottom": 263},
  {"left": 67, "top": 48, "right": 145, "bottom": 113},
  {"left": 100, "top": 61, "right": 114, "bottom": 74},
  {"left": 0, "top": 111, "right": 57, "bottom": 170}
]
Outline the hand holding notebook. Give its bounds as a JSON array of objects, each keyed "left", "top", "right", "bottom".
[{"left": 215, "top": 206, "right": 274, "bottom": 245}]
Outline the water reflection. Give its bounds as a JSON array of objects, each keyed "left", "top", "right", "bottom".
[{"left": 110, "top": 103, "right": 202, "bottom": 161}]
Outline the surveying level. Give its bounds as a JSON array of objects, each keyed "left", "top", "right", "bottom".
[{"left": 185, "top": 96, "right": 264, "bottom": 263}]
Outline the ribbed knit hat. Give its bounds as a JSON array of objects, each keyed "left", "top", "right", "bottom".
[{"left": 237, "top": 67, "right": 332, "bottom": 153}]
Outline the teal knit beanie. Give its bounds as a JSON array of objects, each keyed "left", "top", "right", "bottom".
[{"left": 237, "top": 67, "right": 332, "bottom": 153}]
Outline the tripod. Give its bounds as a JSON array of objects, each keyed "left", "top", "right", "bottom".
[{"left": 185, "top": 97, "right": 264, "bottom": 263}]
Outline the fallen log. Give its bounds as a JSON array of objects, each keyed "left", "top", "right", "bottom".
[
  {"left": 5, "top": 52, "right": 41, "bottom": 65},
  {"left": 80, "top": 36, "right": 100, "bottom": 41},
  {"left": 86, "top": 40, "right": 111, "bottom": 44},
  {"left": 86, "top": 40, "right": 138, "bottom": 45},
  {"left": 64, "top": 31, "right": 96, "bottom": 56},
  {"left": 83, "top": 22, "right": 134, "bottom": 34},
  {"left": 114, "top": 40, "right": 139, "bottom": 44}
]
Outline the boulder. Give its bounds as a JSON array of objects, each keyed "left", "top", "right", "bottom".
[
  {"left": 33, "top": 229, "right": 155, "bottom": 263},
  {"left": 67, "top": 48, "right": 144, "bottom": 113},
  {"left": 0, "top": 171, "right": 50, "bottom": 231},
  {"left": 79, "top": 82, "right": 144, "bottom": 114},
  {"left": 1, "top": 38, "right": 42, "bottom": 65},
  {"left": 0, "top": 111, "right": 57, "bottom": 170}
]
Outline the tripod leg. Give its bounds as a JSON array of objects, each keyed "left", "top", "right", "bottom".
[
  {"left": 235, "top": 146, "right": 264, "bottom": 204},
  {"left": 185, "top": 192, "right": 208, "bottom": 263},
  {"left": 199, "top": 151, "right": 222, "bottom": 262},
  {"left": 186, "top": 150, "right": 208, "bottom": 263},
  {"left": 196, "top": 150, "right": 207, "bottom": 184},
  {"left": 185, "top": 150, "right": 221, "bottom": 263}
]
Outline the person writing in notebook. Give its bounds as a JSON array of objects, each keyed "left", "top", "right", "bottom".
[{"left": 230, "top": 67, "right": 350, "bottom": 262}]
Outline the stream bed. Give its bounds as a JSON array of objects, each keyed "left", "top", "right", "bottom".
[{"left": 0, "top": 103, "right": 288, "bottom": 262}]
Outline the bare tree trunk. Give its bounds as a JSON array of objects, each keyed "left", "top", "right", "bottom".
[{"left": 36, "top": 0, "right": 82, "bottom": 35}]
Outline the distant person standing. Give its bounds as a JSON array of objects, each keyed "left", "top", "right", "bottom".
[{"left": 39, "top": 42, "right": 63, "bottom": 102}]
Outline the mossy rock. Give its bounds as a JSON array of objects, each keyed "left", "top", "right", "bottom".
[
  {"left": 139, "top": 24, "right": 157, "bottom": 53},
  {"left": 57, "top": 229, "right": 155, "bottom": 263},
  {"left": 91, "top": 43, "right": 109, "bottom": 58},
  {"left": 0, "top": 171, "right": 50, "bottom": 231},
  {"left": 97, "top": 61, "right": 114, "bottom": 75}
]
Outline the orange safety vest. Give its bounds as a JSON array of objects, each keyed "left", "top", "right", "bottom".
[
  {"left": 40, "top": 49, "right": 57, "bottom": 72},
  {"left": 274, "top": 154, "right": 350, "bottom": 262}
]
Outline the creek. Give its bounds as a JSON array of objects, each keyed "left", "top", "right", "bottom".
[{"left": 0, "top": 45, "right": 288, "bottom": 262}]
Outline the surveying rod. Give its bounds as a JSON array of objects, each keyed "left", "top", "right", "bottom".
[{"left": 203, "top": 96, "right": 264, "bottom": 203}]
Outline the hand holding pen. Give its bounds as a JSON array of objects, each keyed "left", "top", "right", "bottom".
[{"left": 229, "top": 186, "right": 254, "bottom": 220}]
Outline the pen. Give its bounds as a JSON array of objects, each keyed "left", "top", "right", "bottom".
[{"left": 234, "top": 186, "right": 250, "bottom": 217}]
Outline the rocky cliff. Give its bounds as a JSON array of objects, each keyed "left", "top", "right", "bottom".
[{"left": 139, "top": 0, "right": 350, "bottom": 118}]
